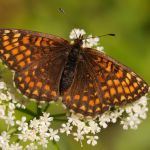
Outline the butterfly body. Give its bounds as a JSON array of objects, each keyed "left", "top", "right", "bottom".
[
  {"left": 60, "top": 38, "right": 84, "bottom": 94},
  {"left": 0, "top": 29, "right": 149, "bottom": 116}
]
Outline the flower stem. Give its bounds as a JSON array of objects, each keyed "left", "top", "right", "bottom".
[
  {"left": 51, "top": 113, "right": 66, "bottom": 117},
  {"left": 53, "top": 141, "right": 60, "bottom": 150},
  {"left": 16, "top": 107, "right": 37, "bottom": 117}
]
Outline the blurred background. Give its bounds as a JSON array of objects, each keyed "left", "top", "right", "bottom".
[{"left": 0, "top": 0, "right": 150, "bottom": 150}]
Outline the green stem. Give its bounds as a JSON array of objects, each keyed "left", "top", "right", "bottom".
[
  {"left": 37, "top": 103, "right": 42, "bottom": 117},
  {"left": 51, "top": 113, "right": 66, "bottom": 117},
  {"left": 53, "top": 118, "right": 67, "bottom": 122},
  {"left": 16, "top": 107, "right": 37, "bottom": 117},
  {"left": 53, "top": 141, "right": 60, "bottom": 150},
  {"left": 43, "top": 103, "right": 50, "bottom": 112}
]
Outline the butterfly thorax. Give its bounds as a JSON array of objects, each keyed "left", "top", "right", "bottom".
[{"left": 59, "top": 38, "right": 83, "bottom": 94}]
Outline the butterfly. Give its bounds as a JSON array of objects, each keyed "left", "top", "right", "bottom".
[{"left": 0, "top": 29, "right": 149, "bottom": 116}]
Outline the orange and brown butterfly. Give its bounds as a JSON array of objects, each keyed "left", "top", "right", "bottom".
[{"left": 0, "top": 28, "right": 149, "bottom": 116}]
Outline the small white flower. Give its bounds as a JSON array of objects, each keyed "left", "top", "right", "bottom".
[
  {"left": 39, "top": 112, "right": 53, "bottom": 126},
  {"left": 29, "top": 118, "right": 40, "bottom": 130},
  {"left": 88, "top": 120, "right": 101, "bottom": 134},
  {"left": 73, "top": 129, "right": 84, "bottom": 142},
  {"left": 121, "top": 114, "right": 141, "bottom": 130},
  {"left": 110, "top": 109, "right": 124, "bottom": 123},
  {"left": 68, "top": 113, "right": 83, "bottom": 126},
  {"left": 60, "top": 123, "right": 73, "bottom": 135},
  {"left": 69, "top": 28, "right": 86, "bottom": 39},
  {"left": 38, "top": 137, "right": 49, "bottom": 148},
  {"left": 18, "top": 129, "right": 38, "bottom": 142},
  {"left": 96, "top": 46, "right": 104, "bottom": 52},
  {"left": 9, "top": 143, "right": 22, "bottom": 150},
  {"left": 99, "top": 112, "right": 111, "bottom": 128},
  {"left": 8, "top": 102, "right": 15, "bottom": 111},
  {"left": 86, "top": 135, "right": 99, "bottom": 146},
  {"left": 83, "top": 35, "right": 99, "bottom": 48},
  {"left": 0, "top": 93, "right": 8, "bottom": 100},
  {"left": 49, "top": 129, "right": 60, "bottom": 142},
  {"left": 0, "top": 105, "right": 5, "bottom": 119},
  {"left": 16, "top": 117, "right": 28, "bottom": 131},
  {"left": 0, "top": 131, "right": 10, "bottom": 148},
  {"left": 25, "top": 143, "right": 37, "bottom": 150},
  {"left": 0, "top": 82, "right": 6, "bottom": 90},
  {"left": 5, "top": 112, "right": 15, "bottom": 126}
]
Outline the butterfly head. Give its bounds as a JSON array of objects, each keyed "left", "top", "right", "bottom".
[{"left": 72, "top": 34, "right": 84, "bottom": 48}]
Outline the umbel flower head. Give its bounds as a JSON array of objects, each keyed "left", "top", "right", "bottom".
[{"left": 0, "top": 28, "right": 149, "bottom": 149}]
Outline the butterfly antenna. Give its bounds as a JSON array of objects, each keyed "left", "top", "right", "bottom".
[
  {"left": 73, "top": 29, "right": 78, "bottom": 39},
  {"left": 84, "top": 33, "right": 115, "bottom": 40},
  {"left": 98, "top": 33, "right": 115, "bottom": 38}
]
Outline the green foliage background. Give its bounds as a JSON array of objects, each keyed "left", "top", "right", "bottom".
[{"left": 0, "top": 0, "right": 150, "bottom": 150}]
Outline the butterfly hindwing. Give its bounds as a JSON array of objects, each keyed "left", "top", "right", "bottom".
[{"left": 0, "top": 29, "right": 71, "bottom": 100}]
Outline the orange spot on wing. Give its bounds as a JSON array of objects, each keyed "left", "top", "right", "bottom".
[
  {"left": 35, "top": 37, "right": 42, "bottom": 46},
  {"left": 3, "top": 36, "right": 9, "bottom": 40},
  {"left": 51, "top": 91, "right": 57, "bottom": 96},
  {"left": 25, "top": 50, "right": 31, "bottom": 56},
  {"left": 116, "top": 70, "right": 123, "bottom": 78},
  {"left": 107, "top": 80, "right": 113, "bottom": 86},
  {"left": 4, "top": 53, "right": 10, "bottom": 60},
  {"left": 127, "top": 73, "right": 131, "bottom": 79},
  {"left": 20, "top": 46, "right": 26, "bottom": 51},
  {"left": 129, "top": 85, "right": 134, "bottom": 92},
  {"left": 20, "top": 83, "right": 25, "bottom": 88},
  {"left": 74, "top": 95, "right": 80, "bottom": 100},
  {"left": 114, "top": 79, "right": 120, "bottom": 86},
  {"left": 80, "top": 105, "right": 86, "bottom": 111},
  {"left": 110, "top": 88, "right": 116, "bottom": 96},
  {"left": 25, "top": 77, "right": 30, "bottom": 83},
  {"left": 44, "top": 85, "right": 50, "bottom": 91},
  {"left": 95, "top": 98, "right": 100, "bottom": 105},
  {"left": 82, "top": 96, "right": 88, "bottom": 101},
  {"left": 133, "top": 82, "right": 138, "bottom": 88},
  {"left": 12, "top": 48, "right": 19, "bottom": 55},
  {"left": 3, "top": 41, "right": 10, "bottom": 46},
  {"left": 16, "top": 54, "right": 24, "bottom": 61},
  {"left": 14, "top": 33, "right": 21, "bottom": 38},
  {"left": 104, "top": 92, "right": 110, "bottom": 98},
  {"left": 29, "top": 82, "right": 34, "bottom": 88},
  {"left": 95, "top": 107, "right": 101, "bottom": 112},
  {"left": 89, "top": 100, "right": 94, "bottom": 106},
  {"left": 105, "top": 62, "right": 112, "bottom": 72},
  {"left": 33, "top": 90, "right": 39, "bottom": 96},
  {"left": 5, "top": 45, "right": 13, "bottom": 50},
  {"left": 22, "top": 36, "right": 30, "bottom": 44},
  {"left": 37, "top": 82, "right": 42, "bottom": 88},
  {"left": 117, "top": 86, "right": 123, "bottom": 93},
  {"left": 66, "top": 95, "right": 71, "bottom": 101},
  {"left": 121, "top": 95, "right": 126, "bottom": 101},
  {"left": 18, "top": 61, "right": 25, "bottom": 68},
  {"left": 124, "top": 87, "right": 130, "bottom": 94}
]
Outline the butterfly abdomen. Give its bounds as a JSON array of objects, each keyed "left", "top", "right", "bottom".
[{"left": 60, "top": 46, "right": 80, "bottom": 94}]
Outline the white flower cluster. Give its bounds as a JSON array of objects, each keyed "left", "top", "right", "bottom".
[
  {"left": 0, "top": 82, "right": 25, "bottom": 127},
  {"left": 69, "top": 28, "right": 104, "bottom": 52},
  {"left": 0, "top": 29, "right": 149, "bottom": 149},
  {"left": 60, "top": 96, "right": 148, "bottom": 146},
  {"left": 17, "top": 113, "right": 59, "bottom": 149}
]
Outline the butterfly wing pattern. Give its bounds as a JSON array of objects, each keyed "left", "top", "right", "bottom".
[
  {"left": 63, "top": 48, "right": 149, "bottom": 116},
  {"left": 0, "top": 28, "right": 149, "bottom": 116},
  {"left": 0, "top": 29, "right": 70, "bottom": 101}
]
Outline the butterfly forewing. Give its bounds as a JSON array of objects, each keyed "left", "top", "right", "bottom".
[
  {"left": 84, "top": 48, "right": 149, "bottom": 101},
  {"left": 62, "top": 48, "right": 149, "bottom": 116},
  {"left": 0, "top": 29, "right": 71, "bottom": 100}
]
